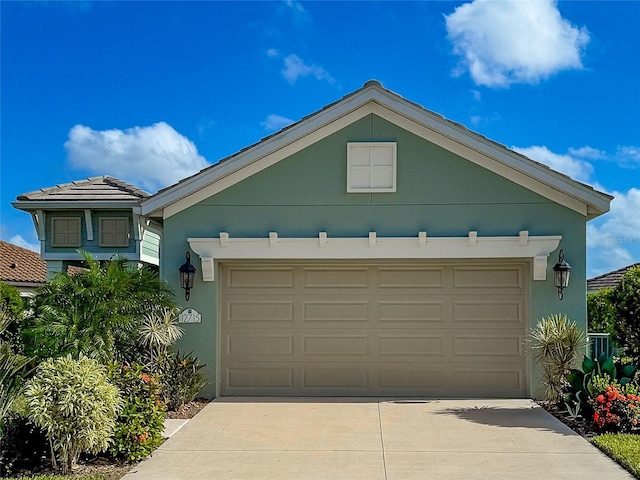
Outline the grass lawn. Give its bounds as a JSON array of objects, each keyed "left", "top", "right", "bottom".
[{"left": 591, "top": 434, "right": 640, "bottom": 478}]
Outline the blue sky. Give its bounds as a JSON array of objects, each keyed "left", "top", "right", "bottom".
[{"left": 1, "top": 0, "right": 638, "bottom": 277}]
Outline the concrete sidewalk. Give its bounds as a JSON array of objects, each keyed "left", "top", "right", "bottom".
[{"left": 123, "top": 398, "right": 633, "bottom": 480}]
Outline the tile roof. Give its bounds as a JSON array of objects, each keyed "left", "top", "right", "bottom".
[
  {"left": 587, "top": 262, "right": 640, "bottom": 291},
  {"left": 17, "top": 176, "right": 150, "bottom": 202},
  {"left": 0, "top": 241, "right": 47, "bottom": 285}
]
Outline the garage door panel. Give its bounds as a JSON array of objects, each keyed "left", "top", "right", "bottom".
[
  {"left": 453, "top": 298, "right": 524, "bottom": 326},
  {"left": 303, "top": 267, "right": 370, "bottom": 289},
  {"left": 302, "top": 334, "right": 370, "bottom": 356},
  {"left": 453, "top": 333, "right": 523, "bottom": 357},
  {"left": 302, "top": 300, "right": 370, "bottom": 323},
  {"left": 302, "top": 367, "right": 369, "bottom": 389},
  {"left": 452, "top": 365, "right": 525, "bottom": 396},
  {"left": 225, "top": 267, "right": 295, "bottom": 289},
  {"left": 226, "top": 366, "right": 294, "bottom": 393},
  {"left": 377, "top": 300, "right": 444, "bottom": 323},
  {"left": 225, "top": 333, "right": 294, "bottom": 358},
  {"left": 224, "top": 299, "right": 295, "bottom": 324},
  {"left": 376, "top": 267, "right": 444, "bottom": 289},
  {"left": 378, "top": 334, "right": 444, "bottom": 357},
  {"left": 220, "top": 262, "right": 527, "bottom": 397}
]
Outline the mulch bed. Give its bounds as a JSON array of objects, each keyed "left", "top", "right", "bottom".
[
  {"left": 537, "top": 401, "right": 598, "bottom": 438},
  {"left": 165, "top": 398, "right": 210, "bottom": 419}
]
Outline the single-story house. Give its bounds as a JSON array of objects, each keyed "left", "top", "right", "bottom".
[
  {"left": 13, "top": 81, "right": 612, "bottom": 399},
  {"left": 587, "top": 262, "right": 640, "bottom": 294}
]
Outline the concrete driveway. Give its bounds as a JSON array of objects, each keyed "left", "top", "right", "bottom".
[{"left": 123, "top": 398, "right": 632, "bottom": 480}]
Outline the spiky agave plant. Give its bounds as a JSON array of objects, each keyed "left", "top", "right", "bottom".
[{"left": 530, "top": 314, "right": 588, "bottom": 403}]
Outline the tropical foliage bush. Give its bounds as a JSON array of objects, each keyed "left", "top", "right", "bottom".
[
  {"left": 530, "top": 314, "right": 587, "bottom": 403},
  {"left": 22, "top": 252, "right": 176, "bottom": 364},
  {"left": 610, "top": 266, "right": 640, "bottom": 364},
  {"left": 0, "top": 306, "right": 30, "bottom": 436},
  {"left": 159, "top": 351, "right": 208, "bottom": 411},
  {"left": 107, "top": 363, "right": 165, "bottom": 462},
  {"left": 587, "top": 288, "right": 617, "bottom": 334},
  {"left": 591, "top": 384, "right": 640, "bottom": 432},
  {"left": 23, "top": 355, "right": 122, "bottom": 474}
]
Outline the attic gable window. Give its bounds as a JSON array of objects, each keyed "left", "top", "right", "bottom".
[
  {"left": 347, "top": 142, "right": 397, "bottom": 193},
  {"left": 100, "top": 218, "right": 129, "bottom": 247},
  {"left": 51, "top": 217, "right": 81, "bottom": 247}
]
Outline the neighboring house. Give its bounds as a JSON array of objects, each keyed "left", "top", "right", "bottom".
[
  {"left": 0, "top": 240, "right": 86, "bottom": 297},
  {"left": 12, "top": 176, "right": 162, "bottom": 276},
  {"left": 587, "top": 262, "right": 640, "bottom": 294},
  {"left": 13, "top": 81, "right": 612, "bottom": 399},
  {"left": 0, "top": 240, "right": 47, "bottom": 296}
]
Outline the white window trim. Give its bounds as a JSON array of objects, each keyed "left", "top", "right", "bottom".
[
  {"left": 347, "top": 142, "right": 397, "bottom": 193},
  {"left": 99, "top": 217, "right": 130, "bottom": 247},
  {"left": 188, "top": 230, "right": 561, "bottom": 282},
  {"left": 51, "top": 217, "right": 81, "bottom": 247}
]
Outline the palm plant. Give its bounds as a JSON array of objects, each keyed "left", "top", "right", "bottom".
[
  {"left": 137, "top": 307, "right": 183, "bottom": 370},
  {"left": 530, "top": 313, "right": 588, "bottom": 403},
  {"left": 22, "top": 251, "right": 176, "bottom": 364}
]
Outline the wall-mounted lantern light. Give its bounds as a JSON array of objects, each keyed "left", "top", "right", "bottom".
[
  {"left": 179, "top": 252, "right": 196, "bottom": 301},
  {"left": 552, "top": 249, "right": 571, "bottom": 300}
]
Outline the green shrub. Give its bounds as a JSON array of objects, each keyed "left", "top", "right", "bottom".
[
  {"left": 22, "top": 252, "right": 176, "bottom": 364},
  {"left": 530, "top": 314, "right": 588, "bottom": 403},
  {"left": 610, "top": 266, "right": 640, "bottom": 364},
  {"left": 135, "top": 307, "right": 183, "bottom": 371},
  {"left": 107, "top": 363, "right": 165, "bottom": 462},
  {"left": 0, "top": 307, "right": 30, "bottom": 435},
  {"left": 587, "top": 288, "right": 617, "bottom": 334},
  {"left": 0, "top": 281, "right": 23, "bottom": 319},
  {"left": 23, "top": 355, "right": 122, "bottom": 474},
  {"left": 159, "top": 351, "right": 208, "bottom": 411}
]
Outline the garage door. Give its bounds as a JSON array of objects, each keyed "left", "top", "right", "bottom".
[{"left": 220, "top": 262, "right": 527, "bottom": 397}]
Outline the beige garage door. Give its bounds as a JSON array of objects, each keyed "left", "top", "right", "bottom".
[{"left": 220, "top": 261, "right": 527, "bottom": 397}]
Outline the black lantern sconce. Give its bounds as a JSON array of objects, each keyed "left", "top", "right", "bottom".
[
  {"left": 179, "top": 252, "right": 196, "bottom": 301},
  {"left": 552, "top": 249, "right": 571, "bottom": 300}
]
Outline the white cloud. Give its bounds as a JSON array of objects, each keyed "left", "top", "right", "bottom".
[
  {"left": 512, "top": 145, "right": 594, "bottom": 184},
  {"left": 616, "top": 145, "right": 640, "bottom": 168},
  {"left": 445, "top": 0, "right": 589, "bottom": 87},
  {"left": 269, "top": 52, "right": 334, "bottom": 84},
  {"left": 281, "top": 0, "right": 311, "bottom": 26},
  {"left": 282, "top": 54, "right": 335, "bottom": 84},
  {"left": 64, "top": 122, "right": 209, "bottom": 192},
  {"left": 568, "top": 146, "right": 606, "bottom": 160},
  {"left": 10, "top": 234, "right": 39, "bottom": 253},
  {"left": 587, "top": 188, "right": 640, "bottom": 276},
  {"left": 262, "top": 114, "right": 294, "bottom": 131}
]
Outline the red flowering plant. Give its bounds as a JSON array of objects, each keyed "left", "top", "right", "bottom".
[
  {"left": 107, "top": 363, "right": 166, "bottom": 461},
  {"left": 590, "top": 384, "right": 640, "bottom": 433}
]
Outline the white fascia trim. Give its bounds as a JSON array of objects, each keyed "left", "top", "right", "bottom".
[
  {"left": 160, "top": 105, "right": 377, "bottom": 218},
  {"left": 188, "top": 231, "right": 561, "bottom": 282},
  {"left": 142, "top": 89, "right": 382, "bottom": 217},
  {"left": 366, "top": 96, "right": 611, "bottom": 215},
  {"left": 41, "top": 252, "right": 141, "bottom": 261},
  {"left": 142, "top": 85, "right": 609, "bottom": 219}
]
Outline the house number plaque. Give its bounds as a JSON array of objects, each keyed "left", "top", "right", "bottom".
[{"left": 178, "top": 308, "right": 202, "bottom": 324}]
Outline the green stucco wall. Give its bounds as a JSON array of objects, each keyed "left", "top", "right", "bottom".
[{"left": 162, "top": 114, "right": 588, "bottom": 399}]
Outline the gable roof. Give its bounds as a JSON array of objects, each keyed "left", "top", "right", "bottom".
[
  {"left": 141, "top": 80, "right": 612, "bottom": 220},
  {"left": 14, "top": 176, "right": 149, "bottom": 211},
  {"left": 587, "top": 262, "right": 640, "bottom": 291},
  {"left": 0, "top": 240, "right": 47, "bottom": 286}
]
